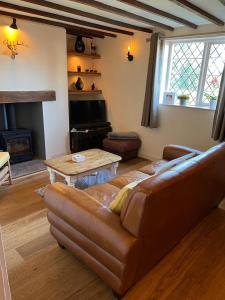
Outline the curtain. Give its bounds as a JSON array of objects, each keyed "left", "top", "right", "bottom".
[
  {"left": 212, "top": 66, "right": 225, "bottom": 142},
  {"left": 141, "top": 32, "right": 164, "bottom": 128}
]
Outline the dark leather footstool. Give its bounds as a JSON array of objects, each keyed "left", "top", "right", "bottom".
[{"left": 103, "top": 138, "right": 141, "bottom": 161}]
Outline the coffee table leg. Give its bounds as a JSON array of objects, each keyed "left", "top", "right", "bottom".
[
  {"left": 65, "top": 176, "right": 77, "bottom": 187},
  {"left": 48, "top": 168, "right": 56, "bottom": 184},
  {"left": 110, "top": 162, "right": 119, "bottom": 177}
]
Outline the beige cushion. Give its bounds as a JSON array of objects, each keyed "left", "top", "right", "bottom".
[
  {"left": 156, "top": 153, "right": 195, "bottom": 175},
  {"left": 0, "top": 152, "right": 10, "bottom": 168}
]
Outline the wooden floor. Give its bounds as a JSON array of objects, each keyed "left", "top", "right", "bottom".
[{"left": 1, "top": 158, "right": 225, "bottom": 300}]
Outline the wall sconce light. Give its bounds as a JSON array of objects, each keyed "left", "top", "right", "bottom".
[
  {"left": 10, "top": 18, "right": 18, "bottom": 30},
  {"left": 3, "top": 18, "right": 25, "bottom": 60},
  {"left": 127, "top": 46, "right": 134, "bottom": 62}
]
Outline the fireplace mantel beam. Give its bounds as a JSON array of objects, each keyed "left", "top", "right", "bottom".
[{"left": 0, "top": 91, "right": 56, "bottom": 103}]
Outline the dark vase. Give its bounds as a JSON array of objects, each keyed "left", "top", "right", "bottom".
[
  {"left": 75, "top": 36, "right": 85, "bottom": 53},
  {"left": 91, "top": 83, "right": 95, "bottom": 91},
  {"left": 75, "top": 77, "right": 84, "bottom": 90}
]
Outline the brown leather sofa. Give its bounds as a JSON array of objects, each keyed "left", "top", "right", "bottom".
[{"left": 44, "top": 143, "right": 225, "bottom": 297}]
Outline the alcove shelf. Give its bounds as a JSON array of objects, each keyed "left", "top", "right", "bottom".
[
  {"left": 68, "top": 71, "right": 101, "bottom": 77},
  {"left": 68, "top": 90, "right": 102, "bottom": 95},
  {"left": 67, "top": 52, "right": 101, "bottom": 59}
]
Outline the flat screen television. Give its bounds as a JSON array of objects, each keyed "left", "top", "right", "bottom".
[{"left": 70, "top": 100, "right": 107, "bottom": 126}]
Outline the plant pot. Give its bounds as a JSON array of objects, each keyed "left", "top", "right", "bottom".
[
  {"left": 179, "top": 99, "right": 189, "bottom": 106},
  {"left": 210, "top": 99, "right": 217, "bottom": 110}
]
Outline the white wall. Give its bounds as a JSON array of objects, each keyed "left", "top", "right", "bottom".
[
  {"left": 0, "top": 17, "right": 69, "bottom": 158},
  {"left": 98, "top": 29, "right": 218, "bottom": 160}
]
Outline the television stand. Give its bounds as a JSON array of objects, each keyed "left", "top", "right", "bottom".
[{"left": 70, "top": 123, "right": 112, "bottom": 153}]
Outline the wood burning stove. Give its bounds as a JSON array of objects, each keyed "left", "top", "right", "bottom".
[
  {"left": 0, "top": 104, "right": 33, "bottom": 164},
  {"left": 0, "top": 130, "right": 33, "bottom": 164}
]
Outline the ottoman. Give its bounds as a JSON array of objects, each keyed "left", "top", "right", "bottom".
[{"left": 103, "top": 138, "right": 141, "bottom": 161}]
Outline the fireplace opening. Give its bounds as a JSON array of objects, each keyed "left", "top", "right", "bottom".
[{"left": 0, "top": 103, "right": 46, "bottom": 164}]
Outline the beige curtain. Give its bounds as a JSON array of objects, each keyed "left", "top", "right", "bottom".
[
  {"left": 141, "top": 32, "right": 164, "bottom": 128},
  {"left": 212, "top": 66, "right": 225, "bottom": 142}
]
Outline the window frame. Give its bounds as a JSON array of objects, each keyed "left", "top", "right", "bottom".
[{"left": 163, "top": 36, "right": 225, "bottom": 109}]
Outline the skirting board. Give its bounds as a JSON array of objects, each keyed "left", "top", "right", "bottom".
[{"left": 138, "top": 152, "right": 160, "bottom": 162}]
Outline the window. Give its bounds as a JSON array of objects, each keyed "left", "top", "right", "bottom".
[{"left": 163, "top": 38, "right": 225, "bottom": 108}]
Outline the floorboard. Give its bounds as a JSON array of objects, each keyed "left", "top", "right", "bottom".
[{"left": 1, "top": 158, "right": 225, "bottom": 300}]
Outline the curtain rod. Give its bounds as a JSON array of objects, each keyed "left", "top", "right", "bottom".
[{"left": 146, "top": 31, "right": 225, "bottom": 42}]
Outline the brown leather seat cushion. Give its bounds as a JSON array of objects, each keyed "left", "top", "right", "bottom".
[
  {"left": 109, "top": 170, "right": 150, "bottom": 189},
  {"left": 85, "top": 183, "right": 120, "bottom": 207},
  {"left": 139, "top": 159, "right": 168, "bottom": 175},
  {"left": 103, "top": 138, "right": 141, "bottom": 153}
]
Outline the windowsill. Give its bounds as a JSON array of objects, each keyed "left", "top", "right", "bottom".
[{"left": 160, "top": 103, "right": 216, "bottom": 111}]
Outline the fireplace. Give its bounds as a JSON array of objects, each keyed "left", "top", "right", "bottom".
[
  {"left": 0, "top": 103, "right": 33, "bottom": 164},
  {"left": 0, "top": 91, "right": 56, "bottom": 163}
]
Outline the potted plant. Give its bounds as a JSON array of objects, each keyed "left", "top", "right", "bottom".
[
  {"left": 205, "top": 94, "right": 217, "bottom": 110},
  {"left": 177, "top": 94, "right": 190, "bottom": 106}
]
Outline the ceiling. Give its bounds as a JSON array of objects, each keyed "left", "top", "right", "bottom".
[{"left": 1, "top": 0, "right": 225, "bottom": 37}]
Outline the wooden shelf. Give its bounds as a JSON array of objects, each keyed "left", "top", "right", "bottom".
[
  {"left": 69, "top": 90, "right": 102, "bottom": 95},
  {"left": 67, "top": 52, "right": 101, "bottom": 59},
  {"left": 68, "top": 71, "right": 101, "bottom": 77}
]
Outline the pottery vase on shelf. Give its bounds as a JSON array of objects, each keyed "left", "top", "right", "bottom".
[
  {"left": 75, "top": 77, "right": 84, "bottom": 90},
  {"left": 91, "top": 83, "right": 95, "bottom": 91},
  {"left": 75, "top": 35, "right": 85, "bottom": 53}
]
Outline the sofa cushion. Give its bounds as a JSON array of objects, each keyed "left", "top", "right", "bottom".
[
  {"left": 139, "top": 159, "right": 168, "bottom": 175},
  {"left": 109, "top": 171, "right": 150, "bottom": 189},
  {"left": 85, "top": 183, "right": 120, "bottom": 207},
  {"left": 139, "top": 153, "right": 195, "bottom": 176}
]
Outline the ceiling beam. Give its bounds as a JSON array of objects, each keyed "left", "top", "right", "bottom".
[
  {"left": 117, "top": 0, "right": 197, "bottom": 29},
  {"left": 0, "top": 9, "right": 114, "bottom": 38},
  {"left": 169, "top": 0, "right": 224, "bottom": 26},
  {"left": 0, "top": 1, "right": 133, "bottom": 36},
  {"left": 69, "top": 0, "right": 174, "bottom": 31},
  {"left": 20, "top": 0, "right": 153, "bottom": 33}
]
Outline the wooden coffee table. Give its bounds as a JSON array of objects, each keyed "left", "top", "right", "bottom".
[{"left": 44, "top": 149, "right": 121, "bottom": 187}]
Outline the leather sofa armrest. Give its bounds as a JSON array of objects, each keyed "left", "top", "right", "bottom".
[
  {"left": 44, "top": 183, "right": 138, "bottom": 262},
  {"left": 163, "top": 144, "right": 202, "bottom": 161}
]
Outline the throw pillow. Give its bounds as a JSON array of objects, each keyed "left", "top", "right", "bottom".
[{"left": 109, "top": 179, "right": 145, "bottom": 215}]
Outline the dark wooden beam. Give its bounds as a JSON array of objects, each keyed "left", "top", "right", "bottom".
[
  {"left": 0, "top": 10, "right": 117, "bottom": 38},
  {"left": 0, "top": 91, "right": 56, "bottom": 103},
  {"left": 20, "top": 0, "right": 153, "bottom": 33},
  {"left": 169, "top": 0, "right": 224, "bottom": 26},
  {"left": 0, "top": 1, "right": 133, "bottom": 36},
  {"left": 117, "top": 0, "right": 197, "bottom": 29},
  {"left": 69, "top": 0, "right": 174, "bottom": 31},
  {"left": 219, "top": 0, "right": 225, "bottom": 5}
]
